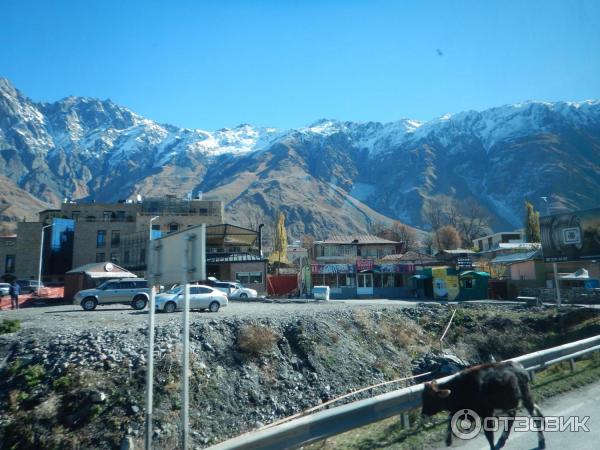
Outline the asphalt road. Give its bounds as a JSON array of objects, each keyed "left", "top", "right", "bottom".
[{"left": 428, "top": 381, "right": 600, "bottom": 450}]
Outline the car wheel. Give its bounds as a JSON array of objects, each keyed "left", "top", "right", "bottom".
[
  {"left": 81, "top": 297, "right": 97, "bottom": 311},
  {"left": 164, "top": 302, "right": 177, "bottom": 313},
  {"left": 131, "top": 295, "right": 147, "bottom": 310},
  {"left": 209, "top": 301, "right": 220, "bottom": 313},
  {"left": 240, "top": 293, "right": 248, "bottom": 299}
]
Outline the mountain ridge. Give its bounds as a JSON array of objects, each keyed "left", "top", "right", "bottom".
[{"left": 1, "top": 77, "right": 599, "bottom": 238}]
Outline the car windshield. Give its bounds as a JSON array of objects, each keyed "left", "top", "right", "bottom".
[
  {"left": 165, "top": 287, "right": 182, "bottom": 295},
  {"left": 96, "top": 281, "right": 110, "bottom": 290}
]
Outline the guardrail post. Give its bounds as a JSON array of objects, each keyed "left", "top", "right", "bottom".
[
  {"left": 528, "top": 370, "right": 535, "bottom": 383},
  {"left": 569, "top": 358, "right": 576, "bottom": 372},
  {"left": 401, "top": 412, "right": 410, "bottom": 429}
]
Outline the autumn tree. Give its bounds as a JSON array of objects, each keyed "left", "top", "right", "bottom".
[
  {"left": 524, "top": 201, "right": 541, "bottom": 243},
  {"left": 436, "top": 225, "right": 461, "bottom": 251},
  {"left": 270, "top": 212, "right": 288, "bottom": 274}
]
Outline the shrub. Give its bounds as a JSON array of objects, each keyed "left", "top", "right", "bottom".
[
  {"left": 22, "top": 364, "right": 46, "bottom": 389},
  {"left": 0, "top": 319, "right": 21, "bottom": 334},
  {"left": 237, "top": 324, "right": 278, "bottom": 356}
]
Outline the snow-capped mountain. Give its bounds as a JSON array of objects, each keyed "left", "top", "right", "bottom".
[{"left": 1, "top": 77, "right": 599, "bottom": 237}]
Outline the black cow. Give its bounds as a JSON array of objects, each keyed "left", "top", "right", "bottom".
[{"left": 421, "top": 361, "right": 545, "bottom": 450}]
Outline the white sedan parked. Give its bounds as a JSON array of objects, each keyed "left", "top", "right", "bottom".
[
  {"left": 155, "top": 285, "right": 228, "bottom": 313},
  {"left": 213, "top": 281, "right": 258, "bottom": 299}
]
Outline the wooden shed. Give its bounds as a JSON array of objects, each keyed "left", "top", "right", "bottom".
[{"left": 64, "top": 262, "right": 137, "bottom": 300}]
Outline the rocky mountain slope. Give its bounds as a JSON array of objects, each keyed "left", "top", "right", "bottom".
[{"left": 1, "top": 77, "right": 599, "bottom": 237}]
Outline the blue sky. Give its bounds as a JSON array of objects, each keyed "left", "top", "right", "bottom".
[{"left": 2, "top": 0, "right": 599, "bottom": 130}]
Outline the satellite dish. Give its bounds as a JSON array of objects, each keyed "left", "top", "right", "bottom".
[{"left": 104, "top": 262, "right": 114, "bottom": 272}]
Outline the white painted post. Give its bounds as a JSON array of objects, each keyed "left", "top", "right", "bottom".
[
  {"left": 145, "top": 234, "right": 160, "bottom": 450},
  {"left": 181, "top": 240, "right": 191, "bottom": 450},
  {"left": 553, "top": 262, "right": 561, "bottom": 307},
  {"left": 145, "top": 285, "right": 156, "bottom": 450},
  {"left": 37, "top": 224, "right": 52, "bottom": 296}
]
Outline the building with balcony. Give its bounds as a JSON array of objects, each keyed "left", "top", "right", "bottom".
[
  {"left": 311, "top": 235, "right": 414, "bottom": 298},
  {"left": 4, "top": 196, "right": 225, "bottom": 281}
]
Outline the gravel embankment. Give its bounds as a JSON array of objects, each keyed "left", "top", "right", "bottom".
[{"left": 1, "top": 302, "right": 597, "bottom": 450}]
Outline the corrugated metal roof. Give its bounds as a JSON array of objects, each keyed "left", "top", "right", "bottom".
[
  {"left": 490, "top": 250, "right": 541, "bottom": 264},
  {"left": 441, "top": 248, "right": 476, "bottom": 255},
  {"left": 206, "top": 254, "right": 266, "bottom": 263},
  {"left": 381, "top": 251, "right": 440, "bottom": 264},
  {"left": 319, "top": 234, "right": 399, "bottom": 245}
]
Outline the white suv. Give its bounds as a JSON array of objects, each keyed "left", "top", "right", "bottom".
[{"left": 73, "top": 279, "right": 150, "bottom": 311}]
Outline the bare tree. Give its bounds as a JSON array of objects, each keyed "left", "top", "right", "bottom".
[
  {"left": 390, "top": 222, "right": 418, "bottom": 253},
  {"left": 422, "top": 232, "right": 436, "bottom": 255},
  {"left": 436, "top": 225, "right": 461, "bottom": 251},
  {"left": 455, "top": 199, "right": 491, "bottom": 245}
]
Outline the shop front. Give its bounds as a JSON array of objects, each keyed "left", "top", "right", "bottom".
[{"left": 311, "top": 262, "right": 414, "bottom": 299}]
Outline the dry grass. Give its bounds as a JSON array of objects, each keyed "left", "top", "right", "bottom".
[
  {"left": 237, "top": 324, "right": 278, "bottom": 357},
  {"left": 352, "top": 309, "right": 373, "bottom": 330}
]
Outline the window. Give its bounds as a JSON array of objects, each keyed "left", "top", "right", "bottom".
[
  {"left": 97, "top": 230, "right": 106, "bottom": 247},
  {"left": 111, "top": 230, "right": 120, "bottom": 247},
  {"left": 123, "top": 250, "right": 130, "bottom": 264},
  {"left": 115, "top": 211, "right": 125, "bottom": 221},
  {"left": 96, "top": 252, "right": 105, "bottom": 262},
  {"left": 110, "top": 252, "right": 119, "bottom": 263},
  {"left": 169, "top": 223, "right": 179, "bottom": 233},
  {"left": 151, "top": 224, "right": 160, "bottom": 231},
  {"left": 103, "top": 211, "right": 113, "bottom": 222},
  {"left": 322, "top": 273, "right": 337, "bottom": 287},
  {"left": 464, "top": 278, "right": 475, "bottom": 289},
  {"left": 72, "top": 211, "right": 80, "bottom": 221},
  {"left": 140, "top": 248, "right": 146, "bottom": 264},
  {"left": 5, "top": 255, "right": 15, "bottom": 273},
  {"left": 198, "top": 208, "right": 208, "bottom": 215},
  {"left": 236, "top": 272, "right": 264, "bottom": 284},
  {"left": 120, "top": 281, "right": 135, "bottom": 289},
  {"left": 199, "top": 287, "right": 212, "bottom": 294},
  {"left": 135, "top": 280, "right": 148, "bottom": 288}
]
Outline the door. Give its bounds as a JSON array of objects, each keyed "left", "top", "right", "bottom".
[
  {"left": 195, "top": 287, "right": 214, "bottom": 309},
  {"left": 118, "top": 280, "right": 137, "bottom": 303},
  {"left": 189, "top": 286, "right": 202, "bottom": 309},
  {"left": 101, "top": 281, "right": 124, "bottom": 304},
  {"left": 357, "top": 273, "right": 373, "bottom": 296}
]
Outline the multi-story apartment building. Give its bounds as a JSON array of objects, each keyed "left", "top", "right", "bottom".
[{"left": 10, "top": 196, "right": 224, "bottom": 281}]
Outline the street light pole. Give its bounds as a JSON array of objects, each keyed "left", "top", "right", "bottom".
[
  {"left": 541, "top": 197, "right": 561, "bottom": 307},
  {"left": 37, "top": 224, "right": 53, "bottom": 296}
]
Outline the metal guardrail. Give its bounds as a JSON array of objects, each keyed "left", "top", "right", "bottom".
[{"left": 209, "top": 334, "right": 600, "bottom": 450}]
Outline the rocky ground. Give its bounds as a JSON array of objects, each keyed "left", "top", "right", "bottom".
[{"left": 1, "top": 302, "right": 599, "bottom": 450}]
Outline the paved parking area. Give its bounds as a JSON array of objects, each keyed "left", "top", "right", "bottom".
[{"left": 0, "top": 299, "right": 422, "bottom": 334}]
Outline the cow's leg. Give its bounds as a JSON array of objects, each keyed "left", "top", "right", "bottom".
[
  {"left": 523, "top": 398, "right": 545, "bottom": 449},
  {"left": 494, "top": 410, "right": 516, "bottom": 450},
  {"left": 446, "top": 414, "right": 453, "bottom": 446},
  {"left": 480, "top": 410, "right": 495, "bottom": 450}
]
